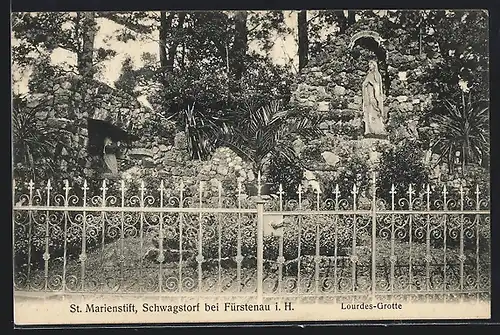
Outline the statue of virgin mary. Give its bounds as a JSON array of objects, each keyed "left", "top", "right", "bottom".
[{"left": 362, "top": 60, "right": 387, "bottom": 137}]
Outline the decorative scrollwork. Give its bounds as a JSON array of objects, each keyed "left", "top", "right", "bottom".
[
  {"left": 320, "top": 277, "right": 335, "bottom": 293},
  {"left": 12, "top": 178, "right": 490, "bottom": 302},
  {"left": 283, "top": 277, "right": 298, "bottom": 293}
]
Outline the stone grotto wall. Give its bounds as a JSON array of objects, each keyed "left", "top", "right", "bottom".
[
  {"left": 122, "top": 131, "right": 256, "bottom": 197},
  {"left": 25, "top": 73, "right": 153, "bottom": 179},
  {"left": 288, "top": 25, "right": 446, "bottom": 190},
  {"left": 24, "top": 73, "right": 256, "bottom": 195}
]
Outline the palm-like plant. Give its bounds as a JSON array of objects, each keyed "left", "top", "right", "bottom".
[
  {"left": 429, "top": 91, "right": 489, "bottom": 174},
  {"left": 12, "top": 95, "right": 59, "bottom": 181},
  {"left": 222, "top": 99, "right": 323, "bottom": 180},
  {"left": 164, "top": 102, "right": 233, "bottom": 161}
]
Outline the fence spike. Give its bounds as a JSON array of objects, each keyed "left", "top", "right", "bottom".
[
  {"left": 84, "top": 179, "right": 89, "bottom": 191},
  {"left": 475, "top": 184, "right": 481, "bottom": 197},
  {"left": 180, "top": 180, "right": 185, "bottom": 192},
  {"left": 139, "top": 180, "right": 146, "bottom": 192},
  {"left": 407, "top": 184, "right": 415, "bottom": 196},
  {"left": 64, "top": 179, "right": 71, "bottom": 192},
  {"left": 159, "top": 180, "right": 165, "bottom": 192},
  {"left": 352, "top": 183, "right": 357, "bottom": 195},
  {"left": 390, "top": 183, "right": 396, "bottom": 194},
  {"left": 28, "top": 179, "right": 35, "bottom": 190},
  {"left": 120, "top": 179, "right": 126, "bottom": 192}
]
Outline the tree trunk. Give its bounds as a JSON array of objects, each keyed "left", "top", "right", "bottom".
[
  {"left": 232, "top": 11, "right": 248, "bottom": 81},
  {"left": 347, "top": 10, "right": 356, "bottom": 27},
  {"left": 77, "top": 12, "right": 97, "bottom": 79},
  {"left": 334, "top": 10, "right": 348, "bottom": 35},
  {"left": 298, "top": 10, "right": 308, "bottom": 71},
  {"left": 159, "top": 12, "right": 173, "bottom": 70},
  {"left": 166, "top": 13, "right": 186, "bottom": 72},
  {"left": 159, "top": 12, "right": 168, "bottom": 68},
  {"left": 334, "top": 10, "right": 356, "bottom": 35},
  {"left": 160, "top": 12, "right": 186, "bottom": 74}
]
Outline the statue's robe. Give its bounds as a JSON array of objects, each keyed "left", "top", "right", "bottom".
[{"left": 362, "top": 70, "right": 387, "bottom": 136}]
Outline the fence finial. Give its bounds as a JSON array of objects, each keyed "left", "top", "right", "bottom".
[
  {"left": 64, "top": 179, "right": 71, "bottom": 193},
  {"left": 390, "top": 183, "right": 396, "bottom": 195},
  {"left": 407, "top": 184, "right": 415, "bottom": 197}
]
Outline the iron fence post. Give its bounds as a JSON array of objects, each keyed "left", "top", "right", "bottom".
[
  {"left": 371, "top": 172, "right": 377, "bottom": 302},
  {"left": 256, "top": 198, "right": 265, "bottom": 304}
]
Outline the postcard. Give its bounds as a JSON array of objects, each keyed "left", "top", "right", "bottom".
[{"left": 11, "top": 9, "right": 490, "bottom": 325}]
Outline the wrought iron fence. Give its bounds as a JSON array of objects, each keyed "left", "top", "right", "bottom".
[{"left": 12, "top": 173, "right": 490, "bottom": 303}]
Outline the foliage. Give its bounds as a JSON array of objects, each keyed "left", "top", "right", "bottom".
[
  {"left": 12, "top": 94, "right": 88, "bottom": 182},
  {"left": 114, "top": 56, "right": 139, "bottom": 97},
  {"left": 247, "top": 11, "right": 292, "bottom": 55},
  {"left": 12, "top": 95, "right": 57, "bottom": 180},
  {"left": 428, "top": 91, "right": 489, "bottom": 174},
  {"left": 12, "top": 12, "right": 116, "bottom": 76},
  {"left": 229, "top": 53, "right": 294, "bottom": 108},
  {"left": 15, "top": 209, "right": 490, "bottom": 282},
  {"left": 377, "top": 140, "right": 431, "bottom": 204},
  {"left": 175, "top": 103, "right": 233, "bottom": 161},
  {"left": 422, "top": 10, "right": 489, "bottom": 100},
  {"left": 320, "top": 155, "right": 371, "bottom": 204},
  {"left": 222, "top": 99, "right": 323, "bottom": 178},
  {"left": 459, "top": 164, "right": 490, "bottom": 198},
  {"left": 154, "top": 63, "right": 229, "bottom": 115}
]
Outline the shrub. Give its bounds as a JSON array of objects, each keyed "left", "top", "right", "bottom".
[
  {"left": 267, "top": 154, "right": 304, "bottom": 199},
  {"left": 377, "top": 139, "right": 430, "bottom": 205},
  {"left": 321, "top": 155, "right": 371, "bottom": 206}
]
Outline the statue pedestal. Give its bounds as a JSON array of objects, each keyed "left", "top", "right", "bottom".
[{"left": 358, "top": 137, "right": 391, "bottom": 168}]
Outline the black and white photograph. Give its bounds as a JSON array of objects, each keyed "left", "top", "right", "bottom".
[{"left": 11, "top": 9, "right": 491, "bottom": 325}]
